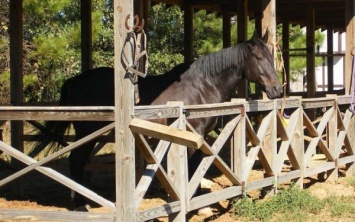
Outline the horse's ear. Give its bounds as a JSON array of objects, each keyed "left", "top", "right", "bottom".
[{"left": 262, "top": 29, "right": 269, "bottom": 43}]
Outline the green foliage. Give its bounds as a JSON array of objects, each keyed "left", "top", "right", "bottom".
[
  {"left": 193, "top": 11, "right": 223, "bottom": 56},
  {"left": 0, "top": 1, "right": 326, "bottom": 103},
  {"left": 22, "top": 0, "right": 114, "bottom": 102},
  {"left": 148, "top": 4, "right": 184, "bottom": 74},
  {"left": 233, "top": 186, "right": 324, "bottom": 221},
  {"left": 0, "top": 71, "right": 10, "bottom": 104},
  {"left": 233, "top": 183, "right": 355, "bottom": 221},
  {"left": 276, "top": 24, "right": 325, "bottom": 80}
]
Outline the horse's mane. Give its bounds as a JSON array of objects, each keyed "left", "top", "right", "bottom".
[{"left": 186, "top": 41, "right": 251, "bottom": 80}]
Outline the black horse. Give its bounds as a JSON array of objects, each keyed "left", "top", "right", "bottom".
[{"left": 32, "top": 31, "right": 281, "bottom": 210}]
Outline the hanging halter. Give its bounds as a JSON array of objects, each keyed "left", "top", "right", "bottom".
[
  {"left": 122, "top": 14, "right": 149, "bottom": 104},
  {"left": 349, "top": 48, "right": 355, "bottom": 113}
]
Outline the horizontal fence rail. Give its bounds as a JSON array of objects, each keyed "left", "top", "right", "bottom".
[{"left": 0, "top": 95, "right": 354, "bottom": 221}]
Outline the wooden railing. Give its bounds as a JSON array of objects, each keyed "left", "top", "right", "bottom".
[{"left": 0, "top": 95, "right": 354, "bottom": 221}]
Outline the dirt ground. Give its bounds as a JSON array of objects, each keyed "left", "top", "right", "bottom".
[{"left": 0, "top": 161, "right": 354, "bottom": 222}]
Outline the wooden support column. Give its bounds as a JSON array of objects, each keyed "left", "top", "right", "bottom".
[
  {"left": 183, "top": 6, "right": 194, "bottom": 63},
  {"left": 327, "top": 29, "right": 334, "bottom": 92},
  {"left": 260, "top": 0, "right": 276, "bottom": 100},
  {"left": 306, "top": 6, "right": 316, "bottom": 98},
  {"left": 345, "top": 0, "right": 355, "bottom": 95},
  {"left": 9, "top": 0, "right": 24, "bottom": 155},
  {"left": 345, "top": 0, "right": 355, "bottom": 177},
  {"left": 282, "top": 22, "right": 290, "bottom": 94},
  {"left": 306, "top": 5, "right": 316, "bottom": 120},
  {"left": 167, "top": 102, "right": 188, "bottom": 221},
  {"left": 114, "top": 0, "right": 135, "bottom": 220},
  {"left": 236, "top": 0, "right": 248, "bottom": 98},
  {"left": 81, "top": 0, "right": 92, "bottom": 72},
  {"left": 222, "top": 6, "right": 231, "bottom": 48}
]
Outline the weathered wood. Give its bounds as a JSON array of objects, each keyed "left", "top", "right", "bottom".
[
  {"left": 236, "top": 0, "right": 248, "bottom": 99},
  {"left": 167, "top": 102, "right": 187, "bottom": 221},
  {"left": 1, "top": 96, "right": 355, "bottom": 220},
  {"left": 114, "top": 0, "right": 135, "bottom": 220},
  {"left": 0, "top": 209, "right": 114, "bottom": 221},
  {"left": 185, "top": 102, "right": 244, "bottom": 119},
  {"left": 134, "top": 105, "right": 181, "bottom": 120},
  {"left": 345, "top": 0, "right": 355, "bottom": 95},
  {"left": 0, "top": 140, "right": 116, "bottom": 211},
  {"left": 9, "top": 0, "right": 24, "bottom": 196},
  {"left": 129, "top": 118, "right": 203, "bottom": 149},
  {"left": 0, "top": 123, "right": 114, "bottom": 187}
]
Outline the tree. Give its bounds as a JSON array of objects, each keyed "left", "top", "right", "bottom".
[{"left": 0, "top": 2, "right": 325, "bottom": 103}]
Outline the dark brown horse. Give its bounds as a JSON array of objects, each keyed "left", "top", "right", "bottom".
[{"left": 32, "top": 31, "right": 281, "bottom": 210}]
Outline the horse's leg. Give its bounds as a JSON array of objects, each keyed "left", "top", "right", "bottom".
[{"left": 69, "top": 122, "right": 97, "bottom": 210}]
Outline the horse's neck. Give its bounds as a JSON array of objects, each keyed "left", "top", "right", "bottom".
[{"left": 198, "top": 66, "right": 244, "bottom": 103}]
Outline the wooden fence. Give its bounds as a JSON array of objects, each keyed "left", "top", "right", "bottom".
[{"left": 0, "top": 95, "right": 355, "bottom": 221}]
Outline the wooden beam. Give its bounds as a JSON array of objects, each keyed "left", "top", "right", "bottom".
[
  {"left": 345, "top": 0, "right": 355, "bottom": 95},
  {"left": 236, "top": 0, "right": 248, "bottom": 99},
  {"left": 129, "top": 118, "right": 203, "bottom": 149},
  {"left": 327, "top": 29, "right": 334, "bottom": 92},
  {"left": 306, "top": 5, "right": 316, "bottom": 99},
  {"left": 9, "top": 0, "right": 24, "bottom": 195},
  {"left": 261, "top": 0, "right": 276, "bottom": 100},
  {"left": 114, "top": 0, "right": 135, "bottom": 220}
]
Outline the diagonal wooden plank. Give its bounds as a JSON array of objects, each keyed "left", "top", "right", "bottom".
[
  {"left": 316, "top": 107, "right": 334, "bottom": 135},
  {"left": 303, "top": 111, "right": 319, "bottom": 137},
  {"left": 186, "top": 116, "right": 240, "bottom": 197},
  {"left": 256, "top": 111, "right": 273, "bottom": 139},
  {"left": 244, "top": 145, "right": 261, "bottom": 179},
  {"left": 340, "top": 110, "right": 354, "bottom": 155},
  {"left": 304, "top": 137, "right": 320, "bottom": 164},
  {"left": 134, "top": 139, "right": 180, "bottom": 207},
  {"left": 134, "top": 134, "right": 158, "bottom": 164},
  {"left": 274, "top": 109, "right": 300, "bottom": 173},
  {"left": 130, "top": 118, "right": 203, "bottom": 149},
  {"left": 245, "top": 116, "right": 260, "bottom": 145},
  {"left": 276, "top": 111, "right": 289, "bottom": 141},
  {"left": 211, "top": 115, "right": 241, "bottom": 153},
  {"left": 318, "top": 138, "right": 335, "bottom": 161},
  {"left": 336, "top": 106, "right": 346, "bottom": 131},
  {"left": 0, "top": 140, "right": 116, "bottom": 211},
  {"left": 0, "top": 122, "right": 115, "bottom": 187},
  {"left": 213, "top": 156, "right": 242, "bottom": 185},
  {"left": 257, "top": 147, "right": 274, "bottom": 174}
]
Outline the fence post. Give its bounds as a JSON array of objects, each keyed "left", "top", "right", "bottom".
[
  {"left": 167, "top": 101, "right": 188, "bottom": 221},
  {"left": 326, "top": 95, "right": 338, "bottom": 181},
  {"left": 290, "top": 96, "right": 305, "bottom": 187},
  {"left": 230, "top": 99, "right": 246, "bottom": 193},
  {"left": 114, "top": 0, "right": 135, "bottom": 220},
  {"left": 346, "top": 108, "right": 355, "bottom": 177}
]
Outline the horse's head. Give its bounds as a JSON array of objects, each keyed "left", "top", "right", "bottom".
[{"left": 243, "top": 31, "right": 281, "bottom": 99}]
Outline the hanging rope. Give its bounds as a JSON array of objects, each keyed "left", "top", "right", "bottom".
[
  {"left": 122, "top": 14, "right": 149, "bottom": 104},
  {"left": 275, "top": 36, "right": 289, "bottom": 125},
  {"left": 349, "top": 48, "right": 355, "bottom": 113}
]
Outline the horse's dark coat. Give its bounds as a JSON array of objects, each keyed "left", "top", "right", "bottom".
[{"left": 33, "top": 33, "right": 281, "bottom": 209}]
